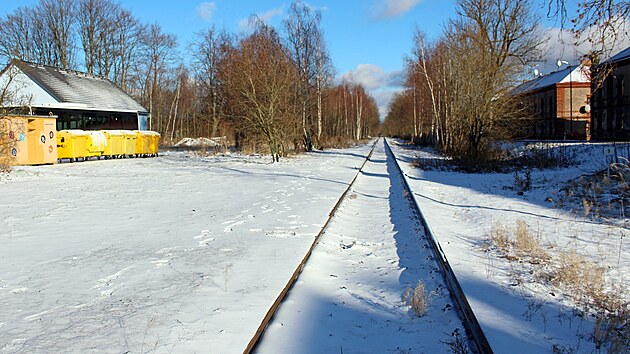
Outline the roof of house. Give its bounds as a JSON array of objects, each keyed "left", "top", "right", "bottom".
[
  {"left": 607, "top": 46, "right": 630, "bottom": 64},
  {"left": 9, "top": 60, "right": 147, "bottom": 113},
  {"left": 511, "top": 65, "right": 590, "bottom": 95}
]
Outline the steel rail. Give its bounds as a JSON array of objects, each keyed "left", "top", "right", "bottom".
[
  {"left": 384, "top": 138, "right": 493, "bottom": 354},
  {"left": 243, "top": 139, "right": 379, "bottom": 354}
]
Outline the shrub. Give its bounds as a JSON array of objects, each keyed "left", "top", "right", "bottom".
[
  {"left": 403, "top": 281, "right": 430, "bottom": 317},
  {"left": 592, "top": 305, "right": 629, "bottom": 354}
]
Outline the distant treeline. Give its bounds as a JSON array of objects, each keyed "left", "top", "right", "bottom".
[{"left": 0, "top": 0, "right": 380, "bottom": 161}]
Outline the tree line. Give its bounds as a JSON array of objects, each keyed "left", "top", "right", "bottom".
[
  {"left": 382, "top": 0, "right": 544, "bottom": 163},
  {"left": 0, "top": 0, "right": 380, "bottom": 161},
  {"left": 382, "top": 0, "right": 628, "bottom": 164}
]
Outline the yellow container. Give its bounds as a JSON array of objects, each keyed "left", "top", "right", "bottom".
[
  {"left": 39, "top": 118, "right": 58, "bottom": 164},
  {"left": 1, "top": 115, "right": 57, "bottom": 165},
  {"left": 85, "top": 131, "right": 107, "bottom": 158},
  {"left": 101, "top": 130, "right": 125, "bottom": 158},
  {"left": 57, "top": 130, "right": 89, "bottom": 161},
  {"left": 119, "top": 130, "right": 137, "bottom": 157},
  {"left": 148, "top": 131, "right": 160, "bottom": 156},
  {"left": 1, "top": 116, "right": 28, "bottom": 166},
  {"left": 134, "top": 130, "right": 152, "bottom": 157}
]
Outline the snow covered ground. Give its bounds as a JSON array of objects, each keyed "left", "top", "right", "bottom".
[
  {"left": 389, "top": 139, "right": 629, "bottom": 353},
  {"left": 1, "top": 139, "right": 627, "bottom": 353},
  {"left": 256, "top": 139, "right": 465, "bottom": 354},
  {"left": 0, "top": 146, "right": 371, "bottom": 353}
]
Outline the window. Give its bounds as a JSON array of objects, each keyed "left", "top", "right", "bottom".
[{"left": 617, "top": 75, "right": 624, "bottom": 104}]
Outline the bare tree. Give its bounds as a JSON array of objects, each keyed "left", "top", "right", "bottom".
[
  {"left": 447, "top": 0, "right": 543, "bottom": 158},
  {"left": 0, "top": 8, "right": 35, "bottom": 64},
  {"left": 388, "top": 0, "right": 544, "bottom": 164},
  {"left": 549, "top": 0, "right": 629, "bottom": 61},
  {"left": 77, "top": 0, "right": 136, "bottom": 79},
  {"left": 109, "top": 9, "right": 143, "bottom": 92},
  {"left": 221, "top": 22, "right": 299, "bottom": 162},
  {"left": 38, "top": 0, "right": 76, "bottom": 69},
  {"left": 284, "top": 0, "right": 323, "bottom": 151},
  {"left": 313, "top": 28, "right": 334, "bottom": 145},
  {"left": 139, "top": 23, "right": 178, "bottom": 132},
  {"left": 191, "top": 27, "right": 233, "bottom": 138}
]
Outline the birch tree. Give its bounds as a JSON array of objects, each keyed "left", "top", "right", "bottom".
[
  {"left": 139, "top": 23, "right": 177, "bottom": 132},
  {"left": 191, "top": 27, "right": 233, "bottom": 138},
  {"left": 284, "top": 0, "right": 323, "bottom": 151}
]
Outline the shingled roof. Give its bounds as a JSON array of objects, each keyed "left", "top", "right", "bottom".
[{"left": 11, "top": 60, "right": 147, "bottom": 113}]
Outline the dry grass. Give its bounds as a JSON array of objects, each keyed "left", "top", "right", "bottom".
[
  {"left": 513, "top": 220, "right": 548, "bottom": 260},
  {"left": 403, "top": 281, "right": 430, "bottom": 317},
  {"left": 489, "top": 222, "right": 510, "bottom": 253},
  {"left": 559, "top": 161, "right": 630, "bottom": 220},
  {"left": 488, "top": 219, "right": 548, "bottom": 262},
  {"left": 545, "top": 249, "right": 630, "bottom": 352},
  {"left": 553, "top": 250, "right": 606, "bottom": 302}
]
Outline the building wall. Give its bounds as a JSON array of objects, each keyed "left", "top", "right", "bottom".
[
  {"left": 591, "top": 59, "right": 630, "bottom": 140},
  {"left": 556, "top": 82, "right": 591, "bottom": 139},
  {"left": 521, "top": 83, "right": 590, "bottom": 140},
  {"left": 0, "top": 66, "right": 58, "bottom": 107},
  {"left": 523, "top": 87, "right": 558, "bottom": 138}
]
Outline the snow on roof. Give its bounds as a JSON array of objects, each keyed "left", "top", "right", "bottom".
[
  {"left": 13, "top": 60, "right": 148, "bottom": 114},
  {"left": 511, "top": 65, "right": 590, "bottom": 95}
]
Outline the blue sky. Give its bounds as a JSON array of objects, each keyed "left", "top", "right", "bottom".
[{"left": 2, "top": 0, "right": 626, "bottom": 117}]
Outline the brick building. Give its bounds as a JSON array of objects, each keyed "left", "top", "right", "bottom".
[
  {"left": 590, "top": 47, "right": 630, "bottom": 140},
  {"left": 512, "top": 64, "right": 591, "bottom": 140}
]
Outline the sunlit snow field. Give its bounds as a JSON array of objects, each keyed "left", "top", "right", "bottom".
[{"left": 1, "top": 139, "right": 628, "bottom": 353}]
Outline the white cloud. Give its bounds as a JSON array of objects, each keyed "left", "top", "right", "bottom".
[
  {"left": 373, "top": 89, "right": 402, "bottom": 120},
  {"left": 197, "top": 2, "right": 216, "bottom": 22},
  {"left": 302, "top": 1, "right": 328, "bottom": 12},
  {"left": 537, "top": 19, "right": 630, "bottom": 75},
  {"left": 238, "top": 6, "right": 284, "bottom": 32},
  {"left": 340, "top": 64, "right": 404, "bottom": 89},
  {"left": 371, "top": 0, "right": 422, "bottom": 20},
  {"left": 339, "top": 64, "right": 405, "bottom": 119}
]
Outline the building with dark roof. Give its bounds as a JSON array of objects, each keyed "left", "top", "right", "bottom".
[
  {"left": 0, "top": 60, "right": 149, "bottom": 131},
  {"left": 590, "top": 46, "right": 630, "bottom": 140},
  {"left": 512, "top": 64, "right": 591, "bottom": 140}
]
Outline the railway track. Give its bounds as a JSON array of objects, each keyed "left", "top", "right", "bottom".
[{"left": 244, "top": 138, "right": 492, "bottom": 354}]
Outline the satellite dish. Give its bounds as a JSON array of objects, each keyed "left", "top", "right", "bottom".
[{"left": 534, "top": 68, "right": 539, "bottom": 76}]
